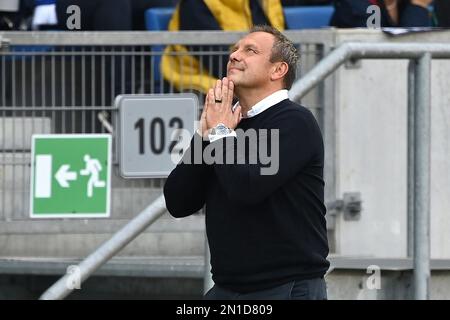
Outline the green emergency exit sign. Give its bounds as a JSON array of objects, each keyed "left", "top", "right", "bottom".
[{"left": 30, "top": 134, "right": 111, "bottom": 218}]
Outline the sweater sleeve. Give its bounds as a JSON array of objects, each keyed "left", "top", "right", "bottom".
[
  {"left": 213, "top": 109, "right": 323, "bottom": 205},
  {"left": 163, "top": 133, "right": 212, "bottom": 218}
]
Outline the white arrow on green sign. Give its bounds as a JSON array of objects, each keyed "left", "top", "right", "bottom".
[{"left": 30, "top": 134, "right": 112, "bottom": 218}]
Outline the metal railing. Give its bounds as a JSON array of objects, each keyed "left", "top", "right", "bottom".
[{"left": 40, "top": 194, "right": 166, "bottom": 300}]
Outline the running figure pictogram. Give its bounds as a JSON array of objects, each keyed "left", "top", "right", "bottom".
[{"left": 80, "top": 154, "right": 105, "bottom": 197}]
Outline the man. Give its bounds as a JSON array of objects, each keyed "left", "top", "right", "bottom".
[{"left": 164, "top": 25, "right": 329, "bottom": 300}]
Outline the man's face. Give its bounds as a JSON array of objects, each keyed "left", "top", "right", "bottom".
[{"left": 227, "top": 32, "right": 276, "bottom": 89}]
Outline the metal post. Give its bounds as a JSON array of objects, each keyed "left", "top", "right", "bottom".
[
  {"left": 203, "top": 234, "right": 214, "bottom": 295},
  {"left": 39, "top": 195, "right": 167, "bottom": 300},
  {"left": 289, "top": 42, "right": 351, "bottom": 101},
  {"left": 407, "top": 60, "right": 415, "bottom": 258},
  {"left": 321, "top": 42, "right": 338, "bottom": 245},
  {"left": 413, "top": 53, "right": 431, "bottom": 300}
]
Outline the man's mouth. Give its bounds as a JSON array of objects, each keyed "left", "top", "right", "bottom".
[{"left": 228, "top": 67, "right": 242, "bottom": 72}]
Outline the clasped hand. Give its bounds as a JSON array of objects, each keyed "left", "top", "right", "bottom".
[{"left": 199, "top": 77, "right": 242, "bottom": 137}]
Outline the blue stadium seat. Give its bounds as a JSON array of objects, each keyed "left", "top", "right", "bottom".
[
  {"left": 145, "top": 7, "right": 175, "bottom": 89},
  {"left": 145, "top": 7, "right": 174, "bottom": 31},
  {"left": 283, "top": 6, "right": 334, "bottom": 29}
]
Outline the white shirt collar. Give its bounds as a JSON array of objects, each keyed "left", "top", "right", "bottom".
[{"left": 233, "top": 89, "right": 289, "bottom": 118}]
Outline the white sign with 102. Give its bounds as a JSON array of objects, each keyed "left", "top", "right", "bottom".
[{"left": 117, "top": 94, "right": 198, "bottom": 178}]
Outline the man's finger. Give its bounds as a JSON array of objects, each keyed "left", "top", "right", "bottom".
[
  {"left": 214, "top": 79, "right": 222, "bottom": 101},
  {"left": 208, "top": 88, "right": 215, "bottom": 107},
  {"left": 203, "top": 90, "right": 211, "bottom": 114},
  {"left": 222, "top": 77, "right": 229, "bottom": 109},
  {"left": 228, "top": 80, "right": 234, "bottom": 104}
]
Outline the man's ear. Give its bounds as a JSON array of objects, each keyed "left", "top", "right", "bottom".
[{"left": 270, "top": 62, "right": 288, "bottom": 82}]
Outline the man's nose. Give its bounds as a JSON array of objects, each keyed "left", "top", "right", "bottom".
[{"left": 229, "top": 50, "right": 241, "bottom": 62}]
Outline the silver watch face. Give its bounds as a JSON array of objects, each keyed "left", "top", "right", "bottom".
[{"left": 212, "top": 124, "right": 231, "bottom": 135}]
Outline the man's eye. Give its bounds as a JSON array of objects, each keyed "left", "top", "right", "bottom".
[{"left": 247, "top": 48, "right": 256, "bottom": 53}]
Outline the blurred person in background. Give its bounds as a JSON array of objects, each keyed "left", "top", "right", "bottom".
[
  {"left": 32, "top": 0, "right": 57, "bottom": 30},
  {"left": 0, "top": 0, "right": 35, "bottom": 30},
  {"left": 330, "top": 0, "right": 433, "bottom": 28},
  {"left": 434, "top": 0, "right": 450, "bottom": 27},
  {"left": 56, "top": 0, "right": 132, "bottom": 30},
  {"left": 161, "top": 0, "right": 285, "bottom": 95},
  {"left": 164, "top": 25, "right": 329, "bottom": 299}
]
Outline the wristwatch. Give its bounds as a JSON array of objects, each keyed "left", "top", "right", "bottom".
[{"left": 209, "top": 123, "right": 233, "bottom": 135}]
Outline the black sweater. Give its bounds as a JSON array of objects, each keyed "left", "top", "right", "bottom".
[{"left": 164, "top": 99, "right": 330, "bottom": 293}]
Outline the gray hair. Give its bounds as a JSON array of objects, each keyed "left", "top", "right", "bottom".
[{"left": 249, "top": 25, "right": 299, "bottom": 90}]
